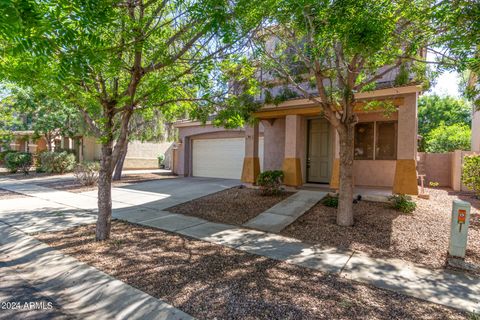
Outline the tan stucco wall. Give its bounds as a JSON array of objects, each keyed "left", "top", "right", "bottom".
[
  {"left": 472, "top": 110, "right": 480, "bottom": 152},
  {"left": 397, "top": 93, "right": 418, "bottom": 160},
  {"left": 417, "top": 152, "right": 452, "bottom": 187},
  {"left": 262, "top": 118, "right": 285, "bottom": 171},
  {"left": 354, "top": 160, "right": 396, "bottom": 187}
]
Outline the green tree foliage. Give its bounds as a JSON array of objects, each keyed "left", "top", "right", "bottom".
[
  {"left": 424, "top": 123, "right": 471, "bottom": 152},
  {"left": 247, "top": 0, "right": 432, "bottom": 226},
  {"left": 0, "top": 0, "right": 260, "bottom": 240},
  {"left": 462, "top": 155, "right": 480, "bottom": 198},
  {"left": 0, "top": 85, "right": 82, "bottom": 150},
  {"left": 433, "top": 1, "right": 480, "bottom": 109},
  {"left": 418, "top": 94, "right": 472, "bottom": 151}
]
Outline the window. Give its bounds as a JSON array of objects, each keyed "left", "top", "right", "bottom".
[
  {"left": 354, "top": 122, "right": 374, "bottom": 160},
  {"left": 376, "top": 122, "right": 397, "bottom": 160},
  {"left": 354, "top": 121, "right": 397, "bottom": 160}
]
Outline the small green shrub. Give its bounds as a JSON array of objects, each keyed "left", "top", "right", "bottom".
[
  {"left": 158, "top": 154, "right": 165, "bottom": 168},
  {"left": 391, "top": 194, "right": 416, "bottom": 213},
  {"left": 462, "top": 155, "right": 480, "bottom": 198},
  {"left": 74, "top": 162, "right": 100, "bottom": 186},
  {"left": 322, "top": 195, "right": 339, "bottom": 208},
  {"left": 256, "top": 170, "right": 284, "bottom": 195},
  {"left": 4, "top": 152, "right": 32, "bottom": 174},
  {"left": 0, "top": 150, "right": 17, "bottom": 165},
  {"left": 40, "top": 151, "right": 76, "bottom": 174}
]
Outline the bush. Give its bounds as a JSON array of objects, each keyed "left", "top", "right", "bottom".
[
  {"left": 256, "top": 170, "right": 284, "bottom": 195},
  {"left": 40, "top": 151, "right": 76, "bottom": 174},
  {"left": 74, "top": 162, "right": 100, "bottom": 186},
  {"left": 0, "top": 150, "right": 17, "bottom": 165},
  {"left": 391, "top": 194, "right": 416, "bottom": 213},
  {"left": 4, "top": 152, "right": 32, "bottom": 174},
  {"left": 462, "top": 155, "right": 480, "bottom": 198},
  {"left": 322, "top": 195, "right": 339, "bottom": 208},
  {"left": 158, "top": 154, "right": 165, "bottom": 168}
]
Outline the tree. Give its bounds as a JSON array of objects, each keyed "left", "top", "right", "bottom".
[
  {"left": 417, "top": 94, "right": 472, "bottom": 151},
  {"left": 0, "top": 85, "right": 81, "bottom": 150},
  {"left": 248, "top": 0, "right": 431, "bottom": 226},
  {"left": 433, "top": 0, "right": 480, "bottom": 109},
  {"left": 424, "top": 123, "right": 471, "bottom": 152},
  {"left": 1, "top": 0, "right": 257, "bottom": 240}
]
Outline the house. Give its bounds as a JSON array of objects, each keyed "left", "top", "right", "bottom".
[
  {"left": 172, "top": 83, "right": 421, "bottom": 195},
  {"left": 6, "top": 131, "right": 173, "bottom": 170}
]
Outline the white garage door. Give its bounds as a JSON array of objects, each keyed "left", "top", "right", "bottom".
[{"left": 192, "top": 137, "right": 264, "bottom": 179}]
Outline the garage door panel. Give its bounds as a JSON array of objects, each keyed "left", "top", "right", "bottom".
[{"left": 192, "top": 137, "right": 264, "bottom": 179}]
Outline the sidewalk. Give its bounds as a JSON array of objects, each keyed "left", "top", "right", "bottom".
[
  {"left": 1, "top": 178, "right": 479, "bottom": 313},
  {"left": 0, "top": 221, "right": 193, "bottom": 320}
]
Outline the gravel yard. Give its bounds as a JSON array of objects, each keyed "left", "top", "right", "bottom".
[
  {"left": 0, "top": 188, "right": 30, "bottom": 200},
  {"left": 282, "top": 187, "right": 480, "bottom": 272},
  {"left": 34, "top": 221, "right": 467, "bottom": 320},
  {"left": 167, "top": 186, "right": 294, "bottom": 225},
  {"left": 36, "top": 173, "right": 177, "bottom": 193}
]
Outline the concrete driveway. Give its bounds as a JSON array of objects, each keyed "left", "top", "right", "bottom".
[{"left": 0, "top": 177, "right": 240, "bottom": 233}]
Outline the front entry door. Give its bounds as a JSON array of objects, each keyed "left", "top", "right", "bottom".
[{"left": 307, "top": 118, "right": 332, "bottom": 183}]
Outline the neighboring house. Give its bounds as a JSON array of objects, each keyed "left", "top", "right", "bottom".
[
  {"left": 173, "top": 84, "right": 421, "bottom": 195},
  {"left": 6, "top": 131, "right": 173, "bottom": 170},
  {"left": 8, "top": 131, "right": 52, "bottom": 153}
]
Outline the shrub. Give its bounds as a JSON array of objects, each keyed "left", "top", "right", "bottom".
[
  {"left": 256, "top": 170, "right": 284, "bottom": 195},
  {"left": 390, "top": 194, "right": 416, "bottom": 213},
  {"left": 0, "top": 150, "right": 17, "bottom": 165},
  {"left": 322, "top": 195, "right": 339, "bottom": 208},
  {"left": 462, "top": 154, "right": 480, "bottom": 198},
  {"left": 74, "top": 162, "right": 100, "bottom": 186},
  {"left": 40, "top": 151, "right": 76, "bottom": 174},
  {"left": 158, "top": 154, "right": 165, "bottom": 168},
  {"left": 4, "top": 152, "right": 32, "bottom": 174}
]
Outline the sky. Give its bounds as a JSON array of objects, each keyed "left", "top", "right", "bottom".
[{"left": 427, "top": 70, "right": 461, "bottom": 98}]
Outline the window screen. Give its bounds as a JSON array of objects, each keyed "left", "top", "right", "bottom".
[
  {"left": 354, "top": 122, "right": 374, "bottom": 160},
  {"left": 376, "top": 122, "right": 397, "bottom": 160}
]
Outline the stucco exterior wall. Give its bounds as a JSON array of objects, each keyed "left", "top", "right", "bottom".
[
  {"left": 472, "top": 109, "right": 480, "bottom": 152},
  {"left": 397, "top": 92, "right": 418, "bottom": 160},
  {"left": 354, "top": 160, "right": 396, "bottom": 187},
  {"left": 262, "top": 119, "right": 285, "bottom": 171},
  {"left": 123, "top": 141, "right": 173, "bottom": 169},
  {"left": 417, "top": 152, "right": 452, "bottom": 187}
]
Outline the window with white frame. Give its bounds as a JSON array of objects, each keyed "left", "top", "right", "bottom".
[{"left": 354, "top": 121, "right": 397, "bottom": 160}]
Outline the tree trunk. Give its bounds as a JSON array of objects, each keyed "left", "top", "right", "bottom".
[
  {"left": 112, "top": 142, "right": 128, "bottom": 181},
  {"left": 96, "top": 143, "right": 113, "bottom": 241},
  {"left": 337, "top": 125, "right": 355, "bottom": 226}
]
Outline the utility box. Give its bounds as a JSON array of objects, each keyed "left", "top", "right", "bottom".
[{"left": 449, "top": 200, "right": 471, "bottom": 258}]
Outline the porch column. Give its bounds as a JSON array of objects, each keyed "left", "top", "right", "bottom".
[
  {"left": 282, "top": 115, "right": 302, "bottom": 186},
  {"left": 241, "top": 124, "right": 260, "bottom": 184},
  {"left": 330, "top": 131, "right": 340, "bottom": 189},
  {"left": 393, "top": 93, "right": 418, "bottom": 195}
]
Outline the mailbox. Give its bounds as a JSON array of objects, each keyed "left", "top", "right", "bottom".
[{"left": 449, "top": 200, "right": 471, "bottom": 259}]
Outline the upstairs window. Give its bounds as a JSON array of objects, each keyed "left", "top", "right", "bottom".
[{"left": 354, "top": 121, "right": 397, "bottom": 160}]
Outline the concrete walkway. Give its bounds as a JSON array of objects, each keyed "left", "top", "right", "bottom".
[
  {"left": 1, "top": 178, "right": 479, "bottom": 313},
  {"left": 243, "top": 190, "right": 327, "bottom": 232}
]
